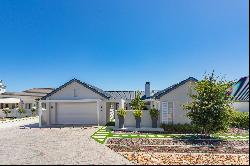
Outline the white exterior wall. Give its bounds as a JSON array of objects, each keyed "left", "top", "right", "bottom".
[
  {"left": 42, "top": 82, "right": 107, "bottom": 125},
  {"left": 115, "top": 110, "right": 160, "bottom": 128},
  {"left": 159, "top": 81, "right": 195, "bottom": 124},
  {"left": 232, "top": 102, "right": 249, "bottom": 112}
]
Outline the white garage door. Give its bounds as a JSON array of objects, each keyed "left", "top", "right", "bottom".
[{"left": 56, "top": 102, "right": 97, "bottom": 124}]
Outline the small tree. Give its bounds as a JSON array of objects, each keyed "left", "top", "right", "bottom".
[
  {"left": 18, "top": 108, "right": 26, "bottom": 118},
  {"left": 131, "top": 91, "right": 144, "bottom": 110},
  {"left": 183, "top": 71, "right": 235, "bottom": 135},
  {"left": 2, "top": 108, "right": 11, "bottom": 118}
]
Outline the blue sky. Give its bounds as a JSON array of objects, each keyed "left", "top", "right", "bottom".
[{"left": 0, "top": 0, "right": 249, "bottom": 92}]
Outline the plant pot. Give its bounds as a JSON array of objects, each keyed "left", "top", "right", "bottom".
[
  {"left": 151, "top": 117, "right": 158, "bottom": 128},
  {"left": 135, "top": 117, "right": 141, "bottom": 128},
  {"left": 118, "top": 116, "right": 125, "bottom": 128}
]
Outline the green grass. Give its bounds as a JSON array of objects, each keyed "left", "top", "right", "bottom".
[{"left": 91, "top": 126, "right": 249, "bottom": 144}]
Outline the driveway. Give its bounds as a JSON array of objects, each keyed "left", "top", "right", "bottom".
[{"left": 0, "top": 120, "right": 132, "bottom": 165}]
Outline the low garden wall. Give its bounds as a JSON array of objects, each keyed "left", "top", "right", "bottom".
[{"left": 115, "top": 110, "right": 160, "bottom": 128}]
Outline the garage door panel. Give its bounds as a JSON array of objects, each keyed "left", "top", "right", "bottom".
[{"left": 57, "top": 102, "right": 97, "bottom": 124}]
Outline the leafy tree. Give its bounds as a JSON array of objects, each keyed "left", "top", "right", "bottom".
[
  {"left": 2, "top": 108, "right": 11, "bottom": 118},
  {"left": 18, "top": 108, "right": 26, "bottom": 118},
  {"left": 183, "top": 71, "right": 235, "bottom": 135},
  {"left": 131, "top": 91, "right": 144, "bottom": 110}
]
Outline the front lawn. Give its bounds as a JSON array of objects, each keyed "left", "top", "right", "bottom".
[{"left": 91, "top": 126, "right": 249, "bottom": 144}]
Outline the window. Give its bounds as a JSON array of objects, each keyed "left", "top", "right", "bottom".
[
  {"left": 11, "top": 104, "right": 16, "bottom": 109},
  {"left": 167, "top": 102, "right": 174, "bottom": 124},
  {"left": 42, "top": 103, "right": 46, "bottom": 109},
  {"left": 25, "top": 103, "right": 32, "bottom": 109},
  {"left": 161, "top": 101, "right": 174, "bottom": 124},
  {"left": 74, "top": 89, "right": 78, "bottom": 97}
]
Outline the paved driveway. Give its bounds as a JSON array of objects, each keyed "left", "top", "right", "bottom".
[{"left": 0, "top": 121, "right": 132, "bottom": 165}]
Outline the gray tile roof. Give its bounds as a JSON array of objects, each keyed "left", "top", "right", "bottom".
[
  {"left": 153, "top": 77, "right": 198, "bottom": 99},
  {"left": 23, "top": 88, "right": 54, "bottom": 94},
  {"left": 106, "top": 90, "right": 160, "bottom": 100}
]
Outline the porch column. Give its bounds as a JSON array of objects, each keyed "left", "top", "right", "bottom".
[
  {"left": 119, "top": 99, "right": 125, "bottom": 109},
  {"left": 97, "top": 100, "right": 101, "bottom": 126},
  {"left": 38, "top": 101, "right": 42, "bottom": 127}
]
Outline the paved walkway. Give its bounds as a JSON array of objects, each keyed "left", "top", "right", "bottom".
[{"left": 0, "top": 122, "right": 132, "bottom": 165}]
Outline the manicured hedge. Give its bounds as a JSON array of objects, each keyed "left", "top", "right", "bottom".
[
  {"left": 230, "top": 111, "right": 249, "bottom": 129},
  {"left": 160, "top": 123, "right": 202, "bottom": 134}
]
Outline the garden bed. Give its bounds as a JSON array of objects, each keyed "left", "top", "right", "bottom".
[
  {"left": 106, "top": 138, "right": 249, "bottom": 147},
  {"left": 121, "top": 152, "right": 249, "bottom": 165}
]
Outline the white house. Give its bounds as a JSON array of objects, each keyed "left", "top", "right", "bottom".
[
  {"left": 0, "top": 87, "right": 53, "bottom": 118},
  {"left": 38, "top": 77, "right": 197, "bottom": 127}
]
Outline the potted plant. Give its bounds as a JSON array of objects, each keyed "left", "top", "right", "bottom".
[
  {"left": 150, "top": 108, "right": 159, "bottom": 128},
  {"left": 117, "top": 108, "right": 126, "bottom": 128},
  {"left": 133, "top": 110, "right": 143, "bottom": 128}
]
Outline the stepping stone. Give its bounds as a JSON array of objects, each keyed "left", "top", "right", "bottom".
[
  {"left": 148, "top": 135, "right": 155, "bottom": 138},
  {"left": 156, "top": 135, "right": 165, "bottom": 138},
  {"left": 227, "top": 136, "right": 236, "bottom": 138},
  {"left": 130, "top": 134, "right": 138, "bottom": 137},
  {"left": 97, "top": 138, "right": 105, "bottom": 142},
  {"left": 97, "top": 132, "right": 109, "bottom": 134},
  {"left": 112, "top": 135, "right": 121, "bottom": 137},
  {"left": 92, "top": 136, "right": 106, "bottom": 138},
  {"left": 94, "top": 134, "right": 108, "bottom": 136},
  {"left": 122, "top": 135, "right": 129, "bottom": 137},
  {"left": 139, "top": 135, "right": 147, "bottom": 137}
]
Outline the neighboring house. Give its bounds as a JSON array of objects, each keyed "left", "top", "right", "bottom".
[
  {"left": 0, "top": 88, "right": 54, "bottom": 118},
  {"left": 231, "top": 76, "right": 249, "bottom": 112},
  {"left": 38, "top": 77, "right": 197, "bottom": 127}
]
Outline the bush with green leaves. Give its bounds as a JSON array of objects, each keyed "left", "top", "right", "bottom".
[
  {"left": 161, "top": 123, "right": 202, "bottom": 134},
  {"left": 18, "top": 108, "right": 26, "bottom": 118},
  {"left": 31, "top": 107, "right": 36, "bottom": 116},
  {"left": 133, "top": 109, "right": 143, "bottom": 118},
  {"left": 105, "top": 121, "right": 115, "bottom": 126},
  {"left": 117, "top": 108, "right": 127, "bottom": 117},
  {"left": 183, "top": 71, "right": 235, "bottom": 135},
  {"left": 131, "top": 91, "right": 144, "bottom": 110},
  {"left": 2, "top": 108, "right": 11, "bottom": 118},
  {"left": 230, "top": 111, "right": 249, "bottom": 129},
  {"left": 150, "top": 108, "right": 159, "bottom": 119}
]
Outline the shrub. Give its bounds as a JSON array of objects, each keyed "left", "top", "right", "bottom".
[
  {"left": 133, "top": 110, "right": 143, "bottom": 118},
  {"left": 230, "top": 111, "right": 249, "bottom": 129},
  {"left": 31, "top": 107, "right": 36, "bottom": 116},
  {"left": 18, "top": 108, "right": 26, "bottom": 118},
  {"left": 106, "top": 121, "right": 115, "bottom": 126},
  {"left": 2, "top": 108, "right": 11, "bottom": 118},
  {"left": 160, "top": 123, "right": 202, "bottom": 134},
  {"left": 150, "top": 108, "right": 159, "bottom": 119},
  {"left": 183, "top": 71, "right": 235, "bottom": 135},
  {"left": 117, "top": 108, "right": 127, "bottom": 117}
]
